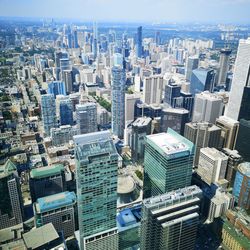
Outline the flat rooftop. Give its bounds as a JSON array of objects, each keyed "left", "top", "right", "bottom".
[
  {"left": 30, "top": 164, "right": 64, "bottom": 179},
  {"left": 132, "top": 117, "right": 151, "bottom": 127},
  {"left": 146, "top": 128, "right": 194, "bottom": 157},
  {"left": 35, "top": 191, "right": 76, "bottom": 213}
]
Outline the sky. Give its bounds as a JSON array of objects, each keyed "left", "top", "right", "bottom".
[{"left": 0, "top": 0, "right": 250, "bottom": 23}]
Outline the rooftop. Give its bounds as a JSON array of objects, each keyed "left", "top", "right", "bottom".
[
  {"left": 30, "top": 164, "right": 64, "bottom": 179},
  {"left": 143, "top": 185, "right": 202, "bottom": 208},
  {"left": 23, "top": 223, "right": 60, "bottom": 249},
  {"left": 200, "top": 147, "right": 228, "bottom": 161},
  {"left": 146, "top": 128, "right": 194, "bottom": 157},
  {"left": 238, "top": 162, "right": 250, "bottom": 177},
  {"left": 117, "top": 175, "right": 136, "bottom": 194},
  {"left": 35, "top": 191, "right": 76, "bottom": 213},
  {"left": 132, "top": 117, "right": 151, "bottom": 127}
]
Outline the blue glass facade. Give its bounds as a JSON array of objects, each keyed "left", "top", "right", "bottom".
[
  {"left": 136, "top": 26, "right": 142, "bottom": 58},
  {"left": 48, "top": 81, "right": 66, "bottom": 98},
  {"left": 59, "top": 98, "right": 74, "bottom": 126}
]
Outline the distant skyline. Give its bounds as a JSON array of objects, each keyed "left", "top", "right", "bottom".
[{"left": 0, "top": 0, "right": 250, "bottom": 24}]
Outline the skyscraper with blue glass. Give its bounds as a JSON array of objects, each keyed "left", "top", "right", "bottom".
[
  {"left": 74, "top": 131, "right": 119, "bottom": 250},
  {"left": 111, "top": 66, "right": 125, "bottom": 139},
  {"left": 136, "top": 26, "right": 142, "bottom": 58},
  {"left": 41, "top": 94, "right": 57, "bottom": 136},
  {"left": 59, "top": 98, "right": 73, "bottom": 126},
  {"left": 47, "top": 81, "right": 66, "bottom": 98}
]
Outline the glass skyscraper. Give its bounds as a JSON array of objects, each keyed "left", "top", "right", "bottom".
[
  {"left": 74, "top": 131, "right": 119, "bottom": 250},
  {"left": 41, "top": 94, "right": 57, "bottom": 136},
  {"left": 143, "top": 128, "right": 194, "bottom": 199},
  {"left": 136, "top": 26, "right": 142, "bottom": 58},
  {"left": 111, "top": 66, "right": 125, "bottom": 139},
  {"left": 59, "top": 98, "right": 74, "bottom": 126},
  {"left": 48, "top": 81, "right": 66, "bottom": 98}
]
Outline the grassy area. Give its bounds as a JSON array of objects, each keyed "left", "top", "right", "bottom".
[
  {"left": 135, "top": 170, "right": 143, "bottom": 180},
  {"left": 92, "top": 94, "right": 111, "bottom": 112}
]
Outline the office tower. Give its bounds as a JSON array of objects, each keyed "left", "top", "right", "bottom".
[
  {"left": 184, "top": 122, "right": 221, "bottom": 167},
  {"left": 192, "top": 92, "right": 223, "bottom": 124},
  {"left": 140, "top": 185, "right": 202, "bottom": 250},
  {"left": 125, "top": 93, "right": 140, "bottom": 124},
  {"left": 92, "top": 22, "right": 98, "bottom": 59},
  {"left": 74, "top": 131, "right": 119, "bottom": 250},
  {"left": 197, "top": 147, "right": 228, "bottom": 185},
  {"left": 235, "top": 84, "right": 250, "bottom": 161},
  {"left": 136, "top": 26, "right": 142, "bottom": 58},
  {"left": 155, "top": 31, "right": 161, "bottom": 45},
  {"left": 164, "top": 82, "right": 181, "bottom": 107},
  {"left": 59, "top": 98, "right": 73, "bottom": 126},
  {"left": 76, "top": 103, "right": 97, "bottom": 135},
  {"left": 47, "top": 81, "right": 66, "bottom": 98},
  {"left": 111, "top": 66, "right": 125, "bottom": 138},
  {"left": 73, "top": 27, "right": 79, "bottom": 48},
  {"left": 60, "top": 58, "right": 70, "bottom": 72},
  {"left": 225, "top": 38, "right": 250, "bottom": 120},
  {"left": 97, "top": 107, "right": 109, "bottom": 127},
  {"left": 142, "top": 75, "right": 163, "bottom": 105},
  {"left": 190, "top": 68, "right": 215, "bottom": 96},
  {"left": 34, "top": 191, "right": 76, "bottom": 238},
  {"left": 215, "top": 116, "right": 239, "bottom": 150},
  {"left": 217, "top": 48, "right": 232, "bottom": 86},
  {"left": 131, "top": 117, "right": 152, "bottom": 162},
  {"left": 62, "top": 70, "right": 73, "bottom": 94},
  {"left": 0, "top": 160, "right": 23, "bottom": 230},
  {"left": 185, "top": 56, "right": 199, "bottom": 82},
  {"left": 221, "top": 148, "right": 243, "bottom": 187},
  {"left": 51, "top": 125, "right": 78, "bottom": 146},
  {"left": 41, "top": 94, "right": 57, "bottom": 136},
  {"left": 233, "top": 162, "right": 250, "bottom": 210},
  {"left": 113, "top": 53, "right": 123, "bottom": 67},
  {"left": 161, "top": 107, "right": 189, "bottom": 135},
  {"left": 207, "top": 189, "right": 234, "bottom": 223},
  {"left": 29, "top": 164, "right": 65, "bottom": 202},
  {"left": 143, "top": 128, "right": 194, "bottom": 199}
]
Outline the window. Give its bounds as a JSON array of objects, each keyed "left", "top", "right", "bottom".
[{"left": 62, "top": 214, "right": 71, "bottom": 222}]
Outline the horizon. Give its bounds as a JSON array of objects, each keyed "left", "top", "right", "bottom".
[{"left": 1, "top": 0, "right": 250, "bottom": 24}]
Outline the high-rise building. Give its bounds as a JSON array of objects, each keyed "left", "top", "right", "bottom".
[
  {"left": 125, "top": 93, "right": 140, "bottom": 125},
  {"left": 131, "top": 117, "right": 152, "bottom": 162},
  {"left": 48, "top": 81, "right": 66, "bottom": 98},
  {"left": 41, "top": 94, "right": 57, "bottom": 136},
  {"left": 29, "top": 164, "right": 65, "bottom": 203},
  {"left": 74, "top": 131, "right": 119, "bottom": 250},
  {"left": 190, "top": 68, "right": 215, "bottom": 96},
  {"left": 164, "top": 82, "right": 181, "bottom": 107},
  {"left": 113, "top": 53, "right": 123, "bottom": 67},
  {"left": 136, "top": 26, "right": 142, "bottom": 58},
  {"left": 233, "top": 162, "right": 250, "bottom": 210},
  {"left": 0, "top": 160, "right": 23, "bottom": 230},
  {"left": 51, "top": 125, "right": 78, "bottom": 146},
  {"left": 184, "top": 122, "right": 222, "bottom": 167},
  {"left": 34, "top": 191, "right": 76, "bottom": 238},
  {"left": 62, "top": 70, "right": 73, "bottom": 94},
  {"left": 217, "top": 48, "right": 232, "bottom": 86},
  {"left": 197, "top": 147, "right": 228, "bottom": 185},
  {"left": 192, "top": 91, "right": 223, "bottom": 124},
  {"left": 215, "top": 116, "right": 239, "bottom": 150},
  {"left": 111, "top": 66, "right": 125, "bottom": 138},
  {"left": 185, "top": 56, "right": 199, "bottom": 82},
  {"left": 222, "top": 148, "right": 243, "bottom": 187},
  {"left": 59, "top": 98, "right": 74, "bottom": 126},
  {"left": 225, "top": 38, "right": 250, "bottom": 120},
  {"left": 76, "top": 103, "right": 97, "bottom": 135},
  {"left": 142, "top": 75, "right": 163, "bottom": 105},
  {"left": 140, "top": 185, "right": 202, "bottom": 250},
  {"left": 143, "top": 128, "right": 194, "bottom": 199},
  {"left": 161, "top": 107, "right": 189, "bottom": 135}
]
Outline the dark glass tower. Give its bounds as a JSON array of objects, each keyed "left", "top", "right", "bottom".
[{"left": 136, "top": 26, "right": 142, "bottom": 58}]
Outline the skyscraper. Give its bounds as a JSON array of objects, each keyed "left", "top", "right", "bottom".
[
  {"left": 41, "top": 94, "right": 57, "bottom": 136},
  {"left": 143, "top": 128, "right": 194, "bottom": 199},
  {"left": 76, "top": 103, "right": 97, "bottom": 135},
  {"left": 192, "top": 91, "right": 223, "bottom": 124},
  {"left": 140, "top": 185, "right": 202, "bottom": 250},
  {"left": 125, "top": 93, "right": 140, "bottom": 124},
  {"left": 62, "top": 70, "right": 73, "bottom": 94},
  {"left": 111, "top": 66, "right": 125, "bottom": 138},
  {"left": 136, "top": 26, "right": 142, "bottom": 58},
  {"left": 142, "top": 75, "right": 163, "bottom": 106},
  {"left": 217, "top": 48, "right": 232, "bottom": 86},
  {"left": 47, "top": 81, "right": 66, "bottom": 98},
  {"left": 190, "top": 68, "right": 215, "bottom": 96},
  {"left": 225, "top": 37, "right": 250, "bottom": 120},
  {"left": 0, "top": 160, "right": 23, "bottom": 230},
  {"left": 74, "top": 131, "right": 119, "bottom": 250},
  {"left": 59, "top": 98, "right": 74, "bottom": 126},
  {"left": 184, "top": 122, "right": 222, "bottom": 167},
  {"left": 185, "top": 56, "right": 199, "bottom": 82},
  {"left": 164, "top": 82, "right": 181, "bottom": 107}
]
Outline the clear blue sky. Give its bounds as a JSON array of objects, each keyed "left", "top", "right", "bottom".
[{"left": 0, "top": 0, "right": 250, "bottom": 23}]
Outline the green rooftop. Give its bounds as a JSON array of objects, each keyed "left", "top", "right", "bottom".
[
  {"left": 30, "top": 164, "right": 64, "bottom": 179},
  {"left": 223, "top": 219, "right": 250, "bottom": 249},
  {"left": 0, "top": 159, "right": 17, "bottom": 177}
]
